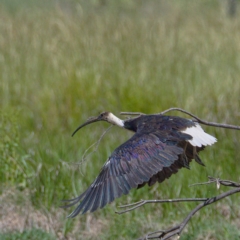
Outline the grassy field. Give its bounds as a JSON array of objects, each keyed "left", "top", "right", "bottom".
[{"left": 1, "top": 0, "right": 240, "bottom": 239}]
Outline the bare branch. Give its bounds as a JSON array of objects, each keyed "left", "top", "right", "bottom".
[
  {"left": 80, "top": 125, "right": 113, "bottom": 164},
  {"left": 190, "top": 176, "right": 240, "bottom": 188},
  {"left": 159, "top": 107, "right": 240, "bottom": 130},
  {"left": 115, "top": 177, "right": 240, "bottom": 239},
  {"left": 69, "top": 125, "right": 113, "bottom": 170},
  {"left": 120, "top": 112, "right": 145, "bottom": 116},
  {"left": 116, "top": 198, "right": 208, "bottom": 215},
  {"left": 121, "top": 108, "right": 240, "bottom": 130},
  {"left": 117, "top": 177, "right": 240, "bottom": 215},
  {"left": 138, "top": 187, "right": 240, "bottom": 240},
  {"left": 207, "top": 176, "right": 240, "bottom": 188}
]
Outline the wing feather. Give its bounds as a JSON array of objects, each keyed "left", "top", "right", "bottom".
[{"left": 64, "top": 132, "right": 185, "bottom": 216}]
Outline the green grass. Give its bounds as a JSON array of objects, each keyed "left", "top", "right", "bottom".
[
  {"left": 182, "top": 220, "right": 240, "bottom": 240},
  {"left": 0, "top": 228, "right": 55, "bottom": 240},
  {"left": 1, "top": 0, "right": 240, "bottom": 239}
]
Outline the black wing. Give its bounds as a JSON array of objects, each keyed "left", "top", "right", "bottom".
[{"left": 62, "top": 131, "right": 191, "bottom": 217}]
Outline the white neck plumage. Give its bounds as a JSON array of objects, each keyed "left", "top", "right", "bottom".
[{"left": 107, "top": 113, "right": 124, "bottom": 127}]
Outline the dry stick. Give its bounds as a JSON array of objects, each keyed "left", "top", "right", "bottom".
[
  {"left": 69, "top": 125, "right": 113, "bottom": 186},
  {"left": 120, "top": 111, "right": 145, "bottom": 116},
  {"left": 123, "top": 177, "right": 240, "bottom": 239},
  {"left": 121, "top": 108, "right": 240, "bottom": 130},
  {"left": 80, "top": 125, "right": 113, "bottom": 164},
  {"left": 140, "top": 187, "right": 240, "bottom": 240},
  {"left": 117, "top": 177, "right": 240, "bottom": 215},
  {"left": 160, "top": 107, "right": 240, "bottom": 130},
  {"left": 71, "top": 125, "right": 113, "bottom": 167},
  {"left": 190, "top": 176, "right": 240, "bottom": 188},
  {"left": 116, "top": 198, "right": 208, "bottom": 215}
]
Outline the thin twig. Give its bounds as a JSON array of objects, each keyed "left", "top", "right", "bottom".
[
  {"left": 160, "top": 107, "right": 240, "bottom": 130},
  {"left": 69, "top": 125, "right": 113, "bottom": 178},
  {"left": 72, "top": 125, "right": 113, "bottom": 166},
  {"left": 139, "top": 187, "right": 240, "bottom": 240},
  {"left": 81, "top": 125, "right": 113, "bottom": 174},
  {"left": 207, "top": 176, "right": 240, "bottom": 188},
  {"left": 121, "top": 108, "right": 240, "bottom": 130},
  {"left": 120, "top": 112, "right": 145, "bottom": 116},
  {"left": 117, "top": 177, "right": 240, "bottom": 215},
  {"left": 125, "top": 177, "right": 240, "bottom": 240},
  {"left": 190, "top": 176, "right": 240, "bottom": 188},
  {"left": 81, "top": 125, "right": 113, "bottom": 163},
  {"left": 116, "top": 198, "right": 208, "bottom": 215},
  {"left": 189, "top": 177, "right": 218, "bottom": 187}
]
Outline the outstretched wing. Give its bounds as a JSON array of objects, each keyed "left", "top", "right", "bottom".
[{"left": 62, "top": 131, "right": 190, "bottom": 217}]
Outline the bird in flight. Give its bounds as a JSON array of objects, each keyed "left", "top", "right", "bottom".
[{"left": 63, "top": 112, "right": 217, "bottom": 217}]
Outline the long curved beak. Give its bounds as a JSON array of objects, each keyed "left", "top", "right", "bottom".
[{"left": 72, "top": 116, "right": 100, "bottom": 137}]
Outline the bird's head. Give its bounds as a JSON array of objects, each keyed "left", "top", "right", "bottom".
[{"left": 72, "top": 112, "right": 124, "bottom": 136}]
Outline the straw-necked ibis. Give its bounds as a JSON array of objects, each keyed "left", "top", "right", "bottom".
[{"left": 63, "top": 112, "right": 217, "bottom": 217}]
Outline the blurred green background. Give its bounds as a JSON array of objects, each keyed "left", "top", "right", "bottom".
[{"left": 1, "top": 0, "right": 240, "bottom": 239}]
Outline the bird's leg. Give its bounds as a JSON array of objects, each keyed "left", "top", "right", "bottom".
[
  {"left": 193, "top": 147, "right": 205, "bottom": 166},
  {"left": 180, "top": 143, "right": 190, "bottom": 169}
]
